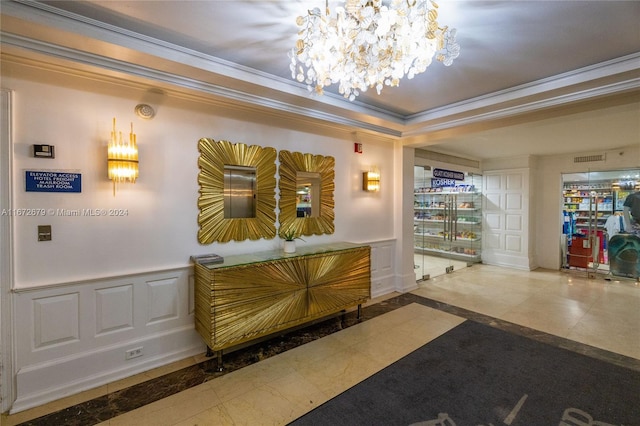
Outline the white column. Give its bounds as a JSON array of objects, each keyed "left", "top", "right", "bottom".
[{"left": 393, "top": 141, "right": 417, "bottom": 292}]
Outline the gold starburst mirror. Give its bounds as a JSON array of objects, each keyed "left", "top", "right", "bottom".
[
  {"left": 197, "top": 138, "right": 277, "bottom": 243},
  {"left": 279, "top": 150, "right": 335, "bottom": 237}
]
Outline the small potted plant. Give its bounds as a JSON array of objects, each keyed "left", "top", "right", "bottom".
[{"left": 280, "top": 228, "right": 304, "bottom": 253}]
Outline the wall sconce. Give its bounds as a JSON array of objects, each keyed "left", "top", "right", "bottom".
[
  {"left": 108, "top": 118, "right": 138, "bottom": 196},
  {"left": 363, "top": 167, "right": 380, "bottom": 192}
]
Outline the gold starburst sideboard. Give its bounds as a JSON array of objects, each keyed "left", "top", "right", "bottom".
[{"left": 193, "top": 242, "right": 371, "bottom": 367}]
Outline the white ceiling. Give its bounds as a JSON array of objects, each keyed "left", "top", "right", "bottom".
[{"left": 2, "top": 0, "right": 640, "bottom": 159}]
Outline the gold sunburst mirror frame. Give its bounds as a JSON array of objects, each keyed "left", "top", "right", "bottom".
[
  {"left": 197, "top": 138, "right": 277, "bottom": 243},
  {"left": 279, "top": 150, "right": 335, "bottom": 237}
]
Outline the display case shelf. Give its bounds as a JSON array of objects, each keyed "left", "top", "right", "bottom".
[
  {"left": 414, "top": 233, "right": 480, "bottom": 242},
  {"left": 414, "top": 246, "right": 482, "bottom": 262},
  {"left": 414, "top": 219, "right": 480, "bottom": 225},
  {"left": 414, "top": 207, "right": 478, "bottom": 211},
  {"left": 414, "top": 191, "right": 480, "bottom": 195},
  {"left": 414, "top": 185, "right": 482, "bottom": 265}
]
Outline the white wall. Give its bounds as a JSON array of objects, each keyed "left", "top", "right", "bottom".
[
  {"left": 4, "top": 66, "right": 395, "bottom": 288},
  {"left": 2, "top": 63, "right": 398, "bottom": 412}
]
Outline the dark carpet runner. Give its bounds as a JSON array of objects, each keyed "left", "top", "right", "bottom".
[{"left": 290, "top": 320, "right": 640, "bottom": 426}]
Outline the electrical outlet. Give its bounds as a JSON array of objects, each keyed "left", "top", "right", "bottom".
[{"left": 125, "top": 347, "right": 143, "bottom": 360}]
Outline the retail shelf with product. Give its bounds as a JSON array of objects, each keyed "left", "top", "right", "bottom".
[
  {"left": 563, "top": 184, "right": 613, "bottom": 231},
  {"left": 561, "top": 170, "right": 640, "bottom": 272},
  {"left": 414, "top": 190, "right": 482, "bottom": 262}
]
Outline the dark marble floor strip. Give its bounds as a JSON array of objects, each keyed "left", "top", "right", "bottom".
[{"left": 17, "top": 292, "right": 640, "bottom": 425}]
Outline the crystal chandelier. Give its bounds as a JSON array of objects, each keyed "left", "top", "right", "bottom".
[{"left": 290, "top": 0, "right": 460, "bottom": 101}]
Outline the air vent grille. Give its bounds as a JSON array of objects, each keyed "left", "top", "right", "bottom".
[{"left": 574, "top": 154, "right": 605, "bottom": 163}]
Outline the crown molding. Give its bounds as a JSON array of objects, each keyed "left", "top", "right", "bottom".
[
  {"left": 2, "top": 0, "right": 638, "bottom": 141},
  {"left": 403, "top": 76, "right": 640, "bottom": 137},
  {"left": 1, "top": 1, "right": 404, "bottom": 123},
  {"left": 403, "top": 52, "right": 640, "bottom": 136},
  {"left": 1, "top": 31, "right": 405, "bottom": 139}
]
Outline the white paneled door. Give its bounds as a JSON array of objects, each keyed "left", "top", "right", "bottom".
[{"left": 482, "top": 169, "right": 532, "bottom": 270}]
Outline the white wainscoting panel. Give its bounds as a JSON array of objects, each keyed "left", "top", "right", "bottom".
[
  {"left": 485, "top": 193, "right": 501, "bottom": 210},
  {"left": 33, "top": 293, "right": 80, "bottom": 349},
  {"left": 146, "top": 277, "right": 179, "bottom": 325},
  {"left": 506, "top": 193, "right": 523, "bottom": 210},
  {"left": 11, "top": 267, "right": 203, "bottom": 414},
  {"left": 95, "top": 285, "right": 134, "bottom": 336},
  {"left": 485, "top": 232, "right": 502, "bottom": 250},
  {"left": 10, "top": 241, "right": 399, "bottom": 413},
  {"left": 188, "top": 273, "right": 196, "bottom": 315},
  {"left": 506, "top": 214, "right": 523, "bottom": 231},
  {"left": 506, "top": 173, "right": 523, "bottom": 190},
  {"left": 506, "top": 234, "right": 524, "bottom": 252},
  {"left": 485, "top": 174, "right": 501, "bottom": 190},
  {"left": 369, "top": 239, "right": 396, "bottom": 298},
  {"left": 486, "top": 213, "right": 502, "bottom": 230}
]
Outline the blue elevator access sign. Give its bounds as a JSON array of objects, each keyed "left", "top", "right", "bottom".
[{"left": 25, "top": 170, "right": 82, "bottom": 193}]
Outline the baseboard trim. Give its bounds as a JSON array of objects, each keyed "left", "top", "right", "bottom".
[{"left": 11, "top": 327, "right": 204, "bottom": 414}]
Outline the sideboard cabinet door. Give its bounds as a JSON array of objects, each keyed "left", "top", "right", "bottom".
[{"left": 194, "top": 245, "right": 370, "bottom": 352}]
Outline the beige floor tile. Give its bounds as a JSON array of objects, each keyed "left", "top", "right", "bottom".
[
  {"left": 261, "top": 370, "right": 328, "bottom": 414},
  {"left": 354, "top": 328, "right": 423, "bottom": 366},
  {"left": 500, "top": 294, "right": 593, "bottom": 336},
  {"left": 296, "top": 345, "right": 382, "bottom": 397},
  {"left": 567, "top": 312, "right": 640, "bottom": 358},
  {"left": 269, "top": 333, "right": 352, "bottom": 373},
  {"left": 396, "top": 314, "right": 465, "bottom": 344},
  {"left": 416, "top": 264, "right": 640, "bottom": 362},
  {"left": 106, "top": 384, "right": 219, "bottom": 426},
  {"left": 173, "top": 404, "right": 235, "bottom": 426},
  {"left": 328, "top": 319, "right": 385, "bottom": 346},
  {"left": 220, "top": 383, "right": 309, "bottom": 426},
  {"left": 206, "top": 362, "right": 283, "bottom": 404}
]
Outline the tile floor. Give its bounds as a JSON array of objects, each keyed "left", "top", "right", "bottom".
[
  {"left": 3, "top": 264, "right": 639, "bottom": 426},
  {"left": 413, "top": 253, "right": 469, "bottom": 280}
]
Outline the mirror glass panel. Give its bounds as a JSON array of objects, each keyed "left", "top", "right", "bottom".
[
  {"left": 224, "top": 165, "right": 256, "bottom": 218},
  {"left": 296, "top": 171, "right": 320, "bottom": 218},
  {"left": 279, "top": 150, "right": 334, "bottom": 237},
  {"left": 197, "top": 138, "right": 276, "bottom": 243}
]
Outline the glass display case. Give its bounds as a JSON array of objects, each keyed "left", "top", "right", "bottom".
[{"left": 414, "top": 168, "right": 483, "bottom": 268}]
